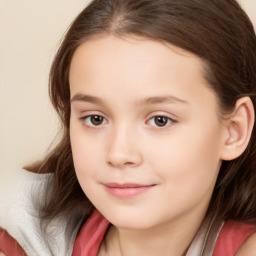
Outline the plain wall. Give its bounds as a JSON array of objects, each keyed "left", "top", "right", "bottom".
[
  {"left": 0, "top": 0, "right": 256, "bottom": 183},
  {"left": 0, "top": 0, "right": 91, "bottom": 182}
]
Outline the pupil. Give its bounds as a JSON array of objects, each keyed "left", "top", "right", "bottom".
[
  {"left": 91, "top": 115, "right": 103, "bottom": 125},
  {"left": 155, "top": 116, "right": 167, "bottom": 127}
]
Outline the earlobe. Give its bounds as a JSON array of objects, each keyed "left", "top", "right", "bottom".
[{"left": 220, "top": 97, "right": 255, "bottom": 161}]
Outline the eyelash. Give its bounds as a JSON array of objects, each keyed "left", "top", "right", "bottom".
[
  {"left": 80, "top": 115, "right": 108, "bottom": 127},
  {"left": 147, "top": 116, "right": 176, "bottom": 128},
  {"left": 79, "top": 115, "right": 177, "bottom": 128}
]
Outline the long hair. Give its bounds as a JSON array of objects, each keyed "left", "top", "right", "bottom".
[{"left": 36, "top": 0, "right": 256, "bottom": 224}]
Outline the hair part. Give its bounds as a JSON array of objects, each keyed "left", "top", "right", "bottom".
[{"left": 34, "top": 0, "right": 256, "bottom": 225}]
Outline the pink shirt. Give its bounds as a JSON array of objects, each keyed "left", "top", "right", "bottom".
[
  {"left": 0, "top": 228, "right": 26, "bottom": 256},
  {"left": 72, "top": 211, "right": 110, "bottom": 256},
  {"left": 213, "top": 221, "right": 256, "bottom": 255}
]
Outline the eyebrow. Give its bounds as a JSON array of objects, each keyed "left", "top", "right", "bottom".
[
  {"left": 71, "top": 93, "right": 188, "bottom": 105},
  {"left": 71, "top": 94, "right": 104, "bottom": 105},
  {"left": 137, "top": 95, "right": 189, "bottom": 105}
]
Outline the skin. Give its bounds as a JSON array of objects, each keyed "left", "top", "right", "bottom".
[
  {"left": 69, "top": 35, "right": 254, "bottom": 255},
  {"left": 236, "top": 233, "right": 256, "bottom": 255}
]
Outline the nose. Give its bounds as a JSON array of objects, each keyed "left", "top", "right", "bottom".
[{"left": 106, "top": 124, "right": 143, "bottom": 169}]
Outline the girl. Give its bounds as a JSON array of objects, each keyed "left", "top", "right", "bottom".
[{"left": 0, "top": 0, "right": 256, "bottom": 255}]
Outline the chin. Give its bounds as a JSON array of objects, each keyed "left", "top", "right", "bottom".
[{"left": 101, "top": 208, "right": 157, "bottom": 230}]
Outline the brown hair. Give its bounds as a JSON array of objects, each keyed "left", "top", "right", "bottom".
[{"left": 35, "top": 0, "right": 256, "bottom": 225}]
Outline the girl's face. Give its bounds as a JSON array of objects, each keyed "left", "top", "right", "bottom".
[{"left": 69, "top": 35, "right": 227, "bottom": 230}]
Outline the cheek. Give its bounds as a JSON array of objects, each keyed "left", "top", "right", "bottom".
[
  {"left": 70, "top": 136, "right": 104, "bottom": 204},
  {"left": 71, "top": 136, "right": 103, "bottom": 208},
  {"left": 149, "top": 123, "right": 222, "bottom": 192},
  {"left": 70, "top": 126, "right": 101, "bottom": 181}
]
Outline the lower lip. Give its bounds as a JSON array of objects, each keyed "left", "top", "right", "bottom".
[{"left": 104, "top": 185, "right": 155, "bottom": 199}]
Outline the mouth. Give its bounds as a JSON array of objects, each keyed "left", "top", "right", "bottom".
[{"left": 103, "top": 183, "right": 156, "bottom": 199}]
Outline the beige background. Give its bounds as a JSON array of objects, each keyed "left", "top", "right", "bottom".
[
  {"left": 0, "top": 0, "right": 255, "bottom": 183},
  {"left": 0, "top": 0, "right": 91, "bottom": 181}
]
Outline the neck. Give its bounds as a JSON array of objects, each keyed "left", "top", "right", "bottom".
[{"left": 104, "top": 212, "right": 206, "bottom": 256}]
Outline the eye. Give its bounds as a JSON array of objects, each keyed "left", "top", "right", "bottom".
[
  {"left": 81, "top": 115, "right": 107, "bottom": 127},
  {"left": 148, "top": 116, "right": 174, "bottom": 127}
]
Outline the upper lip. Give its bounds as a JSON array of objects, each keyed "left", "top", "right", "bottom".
[{"left": 104, "top": 183, "right": 155, "bottom": 188}]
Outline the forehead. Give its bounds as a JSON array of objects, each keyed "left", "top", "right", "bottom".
[
  {"left": 70, "top": 35, "right": 205, "bottom": 79},
  {"left": 69, "top": 35, "right": 214, "bottom": 107}
]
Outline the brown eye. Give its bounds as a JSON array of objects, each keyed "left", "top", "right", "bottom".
[
  {"left": 90, "top": 115, "right": 104, "bottom": 125},
  {"left": 148, "top": 116, "right": 174, "bottom": 127},
  {"left": 154, "top": 116, "right": 168, "bottom": 127},
  {"left": 90, "top": 116, "right": 103, "bottom": 125},
  {"left": 83, "top": 115, "right": 107, "bottom": 126}
]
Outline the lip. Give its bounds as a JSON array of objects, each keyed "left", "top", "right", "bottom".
[{"left": 104, "top": 183, "right": 156, "bottom": 199}]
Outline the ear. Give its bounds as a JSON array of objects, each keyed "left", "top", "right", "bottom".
[{"left": 220, "top": 97, "right": 255, "bottom": 161}]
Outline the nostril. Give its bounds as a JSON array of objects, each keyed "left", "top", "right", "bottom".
[
  {"left": 124, "top": 162, "right": 135, "bottom": 166},
  {"left": 107, "top": 161, "right": 135, "bottom": 168},
  {"left": 107, "top": 154, "right": 142, "bottom": 168}
]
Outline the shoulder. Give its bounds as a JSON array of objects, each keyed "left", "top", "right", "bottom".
[
  {"left": 213, "top": 221, "right": 256, "bottom": 256},
  {"left": 0, "top": 169, "right": 63, "bottom": 255},
  {"left": 0, "top": 169, "right": 51, "bottom": 220},
  {"left": 0, "top": 169, "right": 83, "bottom": 255},
  {"left": 0, "top": 228, "right": 26, "bottom": 256},
  {"left": 0, "top": 169, "right": 52, "bottom": 230},
  {"left": 235, "top": 232, "right": 256, "bottom": 255}
]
